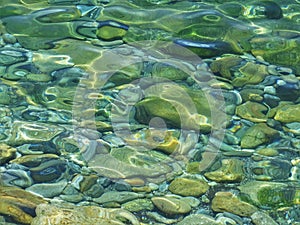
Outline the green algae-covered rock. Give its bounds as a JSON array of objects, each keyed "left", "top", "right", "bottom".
[
  {"left": 204, "top": 158, "right": 245, "bottom": 182},
  {"left": 239, "top": 181, "right": 300, "bottom": 208},
  {"left": 274, "top": 104, "right": 300, "bottom": 123},
  {"left": 250, "top": 33, "right": 300, "bottom": 75},
  {"left": 236, "top": 101, "right": 269, "bottom": 122},
  {"left": 210, "top": 56, "right": 242, "bottom": 79},
  {"left": 151, "top": 62, "right": 189, "bottom": 81},
  {"left": 241, "top": 123, "right": 279, "bottom": 148},
  {"left": 122, "top": 198, "right": 154, "bottom": 212},
  {"left": 211, "top": 191, "right": 257, "bottom": 216},
  {"left": 239, "top": 89, "right": 264, "bottom": 102},
  {"left": 255, "top": 148, "right": 279, "bottom": 157},
  {"left": 232, "top": 62, "right": 268, "bottom": 87},
  {"left": 168, "top": 177, "right": 209, "bottom": 197},
  {"left": 135, "top": 83, "right": 212, "bottom": 132}
]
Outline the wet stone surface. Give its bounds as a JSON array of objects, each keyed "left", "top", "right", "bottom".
[{"left": 0, "top": 0, "right": 300, "bottom": 224}]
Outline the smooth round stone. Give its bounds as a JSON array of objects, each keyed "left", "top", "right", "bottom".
[
  {"left": 204, "top": 158, "right": 244, "bottom": 182},
  {"left": 26, "top": 180, "right": 68, "bottom": 198},
  {"left": 251, "top": 211, "right": 279, "bottom": 225},
  {"left": 96, "top": 25, "right": 127, "bottom": 41},
  {"left": 151, "top": 196, "right": 192, "bottom": 215},
  {"left": 177, "top": 214, "right": 220, "bottom": 225},
  {"left": 0, "top": 143, "right": 16, "bottom": 165},
  {"left": 274, "top": 104, "right": 300, "bottom": 123},
  {"left": 241, "top": 123, "right": 279, "bottom": 148},
  {"left": 211, "top": 192, "right": 257, "bottom": 217},
  {"left": 113, "top": 181, "right": 132, "bottom": 191},
  {"left": 122, "top": 198, "right": 154, "bottom": 212},
  {"left": 168, "top": 177, "right": 209, "bottom": 197}
]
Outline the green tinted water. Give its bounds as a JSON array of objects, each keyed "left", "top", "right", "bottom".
[{"left": 0, "top": 1, "right": 300, "bottom": 225}]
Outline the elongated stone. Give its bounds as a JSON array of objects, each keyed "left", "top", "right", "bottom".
[
  {"left": 151, "top": 196, "right": 192, "bottom": 215},
  {"left": 168, "top": 177, "right": 209, "bottom": 197},
  {"left": 26, "top": 180, "right": 68, "bottom": 198},
  {"left": 93, "top": 191, "right": 142, "bottom": 204},
  {"left": 0, "top": 186, "right": 47, "bottom": 225}
]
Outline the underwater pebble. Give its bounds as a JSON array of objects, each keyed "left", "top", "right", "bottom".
[
  {"left": 151, "top": 195, "right": 192, "bottom": 215},
  {"left": 26, "top": 180, "right": 68, "bottom": 198},
  {"left": 211, "top": 192, "right": 257, "bottom": 216},
  {"left": 93, "top": 191, "right": 143, "bottom": 204},
  {"left": 251, "top": 211, "right": 279, "bottom": 225},
  {"left": 168, "top": 177, "right": 209, "bottom": 197}
]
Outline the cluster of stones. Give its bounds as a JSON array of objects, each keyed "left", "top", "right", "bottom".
[{"left": 0, "top": 0, "right": 300, "bottom": 225}]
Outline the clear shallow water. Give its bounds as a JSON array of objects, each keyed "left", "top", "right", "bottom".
[{"left": 0, "top": 1, "right": 300, "bottom": 225}]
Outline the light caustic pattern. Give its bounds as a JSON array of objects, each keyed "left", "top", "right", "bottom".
[{"left": 72, "top": 41, "right": 227, "bottom": 185}]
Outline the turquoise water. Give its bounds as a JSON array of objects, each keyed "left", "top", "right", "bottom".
[{"left": 0, "top": 1, "right": 300, "bottom": 224}]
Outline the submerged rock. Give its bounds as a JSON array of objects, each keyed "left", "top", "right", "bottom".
[
  {"left": 122, "top": 198, "right": 154, "bottom": 212},
  {"left": 232, "top": 62, "right": 268, "bottom": 87},
  {"left": 204, "top": 158, "right": 244, "bottom": 182},
  {"left": 241, "top": 123, "right": 279, "bottom": 148},
  {"left": 31, "top": 203, "right": 140, "bottom": 225},
  {"left": 168, "top": 177, "right": 209, "bottom": 197},
  {"left": 274, "top": 104, "right": 300, "bottom": 123},
  {"left": 236, "top": 101, "right": 269, "bottom": 122},
  {"left": 26, "top": 180, "right": 68, "bottom": 198},
  {"left": 177, "top": 214, "right": 220, "bottom": 225},
  {"left": 238, "top": 181, "right": 300, "bottom": 208},
  {"left": 151, "top": 196, "right": 192, "bottom": 215},
  {"left": 0, "top": 186, "right": 47, "bottom": 224},
  {"left": 251, "top": 211, "right": 279, "bottom": 225},
  {"left": 0, "top": 143, "right": 16, "bottom": 165},
  {"left": 211, "top": 191, "right": 257, "bottom": 217}
]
